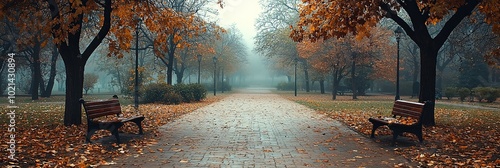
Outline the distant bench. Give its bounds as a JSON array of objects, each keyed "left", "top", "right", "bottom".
[
  {"left": 80, "top": 95, "right": 144, "bottom": 143},
  {"left": 368, "top": 100, "right": 428, "bottom": 145}
]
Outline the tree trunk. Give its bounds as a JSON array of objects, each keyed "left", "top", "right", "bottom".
[
  {"left": 319, "top": 79, "right": 325, "bottom": 94},
  {"left": 303, "top": 67, "right": 310, "bottom": 92},
  {"left": 174, "top": 57, "right": 186, "bottom": 84},
  {"left": 166, "top": 34, "right": 176, "bottom": 85},
  {"left": 332, "top": 70, "right": 339, "bottom": 100},
  {"left": 41, "top": 45, "right": 59, "bottom": 97},
  {"left": 39, "top": 75, "right": 46, "bottom": 96},
  {"left": 176, "top": 69, "right": 184, "bottom": 84},
  {"left": 419, "top": 46, "right": 438, "bottom": 126},
  {"left": 31, "top": 45, "right": 41, "bottom": 100},
  {"left": 63, "top": 60, "right": 85, "bottom": 126},
  {"left": 351, "top": 58, "right": 357, "bottom": 99}
]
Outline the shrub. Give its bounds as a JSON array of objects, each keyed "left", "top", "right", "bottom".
[
  {"left": 189, "top": 84, "right": 207, "bottom": 101},
  {"left": 277, "top": 82, "right": 294, "bottom": 91},
  {"left": 444, "top": 87, "right": 458, "bottom": 100},
  {"left": 163, "top": 91, "right": 182, "bottom": 104},
  {"left": 142, "top": 83, "right": 173, "bottom": 103},
  {"left": 457, "top": 87, "right": 470, "bottom": 102},
  {"left": 142, "top": 83, "right": 207, "bottom": 104},
  {"left": 174, "top": 84, "right": 194, "bottom": 103},
  {"left": 473, "top": 87, "right": 500, "bottom": 103}
]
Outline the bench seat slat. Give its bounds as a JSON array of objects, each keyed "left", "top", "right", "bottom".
[
  {"left": 392, "top": 108, "right": 422, "bottom": 119},
  {"left": 86, "top": 106, "right": 121, "bottom": 117}
]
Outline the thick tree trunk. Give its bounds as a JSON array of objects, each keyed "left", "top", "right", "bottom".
[
  {"left": 419, "top": 46, "right": 438, "bottom": 126},
  {"left": 63, "top": 60, "right": 85, "bottom": 126}
]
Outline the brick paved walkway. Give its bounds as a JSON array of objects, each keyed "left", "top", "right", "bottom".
[{"left": 110, "top": 88, "right": 414, "bottom": 167}]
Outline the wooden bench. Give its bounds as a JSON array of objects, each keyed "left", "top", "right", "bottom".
[
  {"left": 80, "top": 95, "right": 144, "bottom": 143},
  {"left": 368, "top": 100, "right": 428, "bottom": 145}
]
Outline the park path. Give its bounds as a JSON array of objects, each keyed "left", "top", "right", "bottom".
[{"left": 108, "top": 88, "right": 414, "bottom": 167}]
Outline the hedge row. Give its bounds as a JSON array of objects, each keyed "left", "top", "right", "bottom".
[
  {"left": 276, "top": 82, "right": 295, "bottom": 91},
  {"left": 444, "top": 87, "right": 500, "bottom": 102},
  {"left": 142, "top": 83, "right": 207, "bottom": 104}
]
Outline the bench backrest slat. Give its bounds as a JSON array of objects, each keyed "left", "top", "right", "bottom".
[
  {"left": 82, "top": 99, "right": 121, "bottom": 119},
  {"left": 392, "top": 100, "right": 425, "bottom": 120}
]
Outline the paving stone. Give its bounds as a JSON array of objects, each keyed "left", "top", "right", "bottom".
[{"left": 107, "top": 88, "right": 415, "bottom": 168}]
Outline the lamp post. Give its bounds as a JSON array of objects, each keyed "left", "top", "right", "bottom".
[
  {"left": 134, "top": 18, "right": 141, "bottom": 110},
  {"left": 213, "top": 56, "right": 217, "bottom": 96},
  {"left": 197, "top": 54, "right": 202, "bottom": 84},
  {"left": 394, "top": 26, "right": 403, "bottom": 101},
  {"left": 294, "top": 58, "right": 298, "bottom": 97}
]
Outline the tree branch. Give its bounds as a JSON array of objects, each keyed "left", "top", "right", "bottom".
[
  {"left": 380, "top": 3, "right": 415, "bottom": 40},
  {"left": 82, "top": 0, "right": 112, "bottom": 61},
  {"left": 434, "top": 0, "right": 480, "bottom": 48}
]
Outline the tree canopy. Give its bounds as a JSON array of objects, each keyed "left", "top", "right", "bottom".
[
  {"left": 0, "top": 0, "right": 224, "bottom": 125},
  {"left": 290, "top": 0, "right": 499, "bottom": 126}
]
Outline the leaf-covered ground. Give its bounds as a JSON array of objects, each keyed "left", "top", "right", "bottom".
[
  {"left": 0, "top": 95, "right": 226, "bottom": 167},
  {"left": 281, "top": 93, "right": 500, "bottom": 167}
]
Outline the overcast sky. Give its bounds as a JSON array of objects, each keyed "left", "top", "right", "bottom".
[{"left": 216, "top": 0, "right": 262, "bottom": 49}]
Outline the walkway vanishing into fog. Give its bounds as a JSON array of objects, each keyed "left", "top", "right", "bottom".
[{"left": 109, "top": 88, "right": 414, "bottom": 167}]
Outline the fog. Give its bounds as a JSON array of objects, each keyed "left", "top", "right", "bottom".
[{"left": 217, "top": 0, "right": 284, "bottom": 88}]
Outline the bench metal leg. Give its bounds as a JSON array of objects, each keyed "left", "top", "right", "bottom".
[
  {"left": 369, "top": 122, "right": 385, "bottom": 138},
  {"left": 133, "top": 120, "right": 144, "bottom": 134},
  {"left": 112, "top": 128, "right": 120, "bottom": 144},
  {"left": 86, "top": 124, "right": 99, "bottom": 143},
  {"left": 86, "top": 129, "right": 96, "bottom": 143},
  {"left": 416, "top": 129, "right": 423, "bottom": 142},
  {"left": 391, "top": 130, "right": 400, "bottom": 146}
]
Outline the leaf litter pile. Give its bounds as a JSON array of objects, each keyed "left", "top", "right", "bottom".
[
  {"left": 0, "top": 95, "right": 225, "bottom": 167},
  {"left": 283, "top": 94, "right": 500, "bottom": 167}
]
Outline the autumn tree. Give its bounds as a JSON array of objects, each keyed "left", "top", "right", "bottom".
[
  {"left": 173, "top": 19, "right": 221, "bottom": 84},
  {"left": 3, "top": 0, "right": 146, "bottom": 125},
  {"left": 2, "top": 4, "right": 58, "bottom": 100},
  {"left": 256, "top": 0, "right": 315, "bottom": 92},
  {"left": 83, "top": 73, "right": 98, "bottom": 94},
  {"left": 298, "top": 27, "right": 393, "bottom": 99},
  {"left": 291, "top": 0, "right": 500, "bottom": 126},
  {"left": 213, "top": 26, "right": 248, "bottom": 85},
  {"left": 0, "top": 17, "right": 15, "bottom": 95},
  {"left": 143, "top": 0, "right": 212, "bottom": 85}
]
